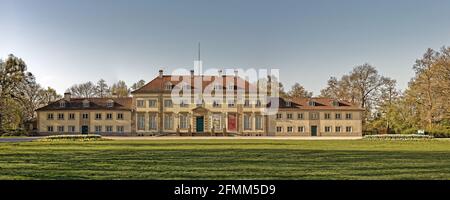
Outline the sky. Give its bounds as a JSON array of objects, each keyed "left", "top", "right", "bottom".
[{"left": 1, "top": 0, "right": 450, "bottom": 95}]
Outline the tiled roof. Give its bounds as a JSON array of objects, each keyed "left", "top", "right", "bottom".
[
  {"left": 272, "top": 97, "right": 364, "bottom": 111},
  {"left": 36, "top": 97, "right": 132, "bottom": 111},
  {"left": 131, "top": 75, "right": 258, "bottom": 94}
]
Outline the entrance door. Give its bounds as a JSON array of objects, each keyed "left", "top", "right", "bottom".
[
  {"left": 227, "top": 114, "right": 237, "bottom": 132},
  {"left": 311, "top": 126, "right": 317, "bottom": 136},
  {"left": 196, "top": 116, "right": 204, "bottom": 132},
  {"left": 81, "top": 126, "right": 89, "bottom": 134}
]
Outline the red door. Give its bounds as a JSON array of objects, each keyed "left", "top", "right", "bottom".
[{"left": 228, "top": 114, "right": 237, "bottom": 131}]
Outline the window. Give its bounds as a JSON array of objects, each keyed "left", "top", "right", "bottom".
[
  {"left": 345, "top": 113, "right": 352, "bottom": 120},
  {"left": 213, "top": 100, "right": 221, "bottom": 108},
  {"left": 68, "top": 126, "right": 75, "bottom": 132},
  {"left": 47, "top": 113, "right": 54, "bottom": 120},
  {"left": 180, "top": 100, "right": 189, "bottom": 107},
  {"left": 95, "top": 126, "right": 102, "bottom": 133},
  {"left": 310, "top": 112, "right": 319, "bottom": 120},
  {"left": 116, "top": 126, "right": 124, "bottom": 133},
  {"left": 335, "top": 113, "right": 342, "bottom": 120},
  {"left": 297, "top": 113, "right": 304, "bottom": 119},
  {"left": 346, "top": 126, "right": 353, "bottom": 132},
  {"left": 214, "top": 84, "right": 221, "bottom": 90},
  {"left": 255, "top": 115, "right": 263, "bottom": 130},
  {"left": 325, "top": 126, "right": 332, "bottom": 132},
  {"left": 287, "top": 113, "right": 293, "bottom": 119},
  {"left": 298, "top": 126, "right": 305, "bottom": 132},
  {"left": 212, "top": 114, "right": 221, "bottom": 131},
  {"left": 106, "top": 100, "right": 114, "bottom": 108},
  {"left": 149, "top": 114, "right": 157, "bottom": 130},
  {"left": 164, "top": 99, "right": 173, "bottom": 107},
  {"left": 57, "top": 113, "right": 64, "bottom": 120},
  {"left": 164, "top": 82, "right": 172, "bottom": 90},
  {"left": 276, "top": 113, "right": 282, "bottom": 119},
  {"left": 82, "top": 113, "right": 89, "bottom": 119},
  {"left": 276, "top": 126, "right": 283, "bottom": 132},
  {"left": 180, "top": 114, "right": 189, "bottom": 129},
  {"left": 227, "top": 84, "right": 234, "bottom": 91},
  {"left": 244, "top": 114, "right": 252, "bottom": 130},
  {"left": 148, "top": 100, "right": 157, "bottom": 107},
  {"left": 137, "top": 114, "right": 145, "bottom": 131},
  {"left": 332, "top": 100, "right": 339, "bottom": 107},
  {"left": 95, "top": 113, "right": 102, "bottom": 120},
  {"left": 137, "top": 100, "right": 145, "bottom": 108},
  {"left": 255, "top": 100, "right": 262, "bottom": 107},
  {"left": 335, "top": 126, "right": 342, "bottom": 133},
  {"left": 47, "top": 126, "right": 54, "bottom": 132},
  {"left": 69, "top": 113, "right": 75, "bottom": 120},
  {"left": 164, "top": 114, "right": 173, "bottom": 130},
  {"left": 106, "top": 126, "right": 113, "bottom": 132},
  {"left": 228, "top": 100, "right": 235, "bottom": 107},
  {"left": 308, "top": 101, "right": 316, "bottom": 106},
  {"left": 244, "top": 100, "right": 251, "bottom": 107},
  {"left": 57, "top": 126, "right": 64, "bottom": 132},
  {"left": 117, "top": 113, "right": 124, "bottom": 120},
  {"left": 287, "top": 126, "right": 293, "bottom": 132},
  {"left": 324, "top": 113, "right": 331, "bottom": 119},
  {"left": 83, "top": 100, "right": 89, "bottom": 108},
  {"left": 106, "top": 113, "right": 113, "bottom": 120},
  {"left": 285, "top": 101, "right": 291, "bottom": 107},
  {"left": 59, "top": 101, "right": 65, "bottom": 108}
]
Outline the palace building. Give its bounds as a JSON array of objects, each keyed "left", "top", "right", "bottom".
[{"left": 36, "top": 69, "right": 363, "bottom": 137}]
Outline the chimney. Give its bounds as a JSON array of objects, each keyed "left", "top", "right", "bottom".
[
  {"left": 159, "top": 69, "right": 163, "bottom": 78},
  {"left": 190, "top": 70, "right": 195, "bottom": 78},
  {"left": 64, "top": 92, "right": 71, "bottom": 101},
  {"left": 234, "top": 69, "right": 238, "bottom": 77}
]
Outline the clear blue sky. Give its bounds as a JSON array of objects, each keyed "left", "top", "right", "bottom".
[{"left": 2, "top": 0, "right": 450, "bottom": 95}]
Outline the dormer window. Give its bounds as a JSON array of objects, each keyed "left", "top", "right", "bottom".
[
  {"left": 59, "top": 101, "right": 66, "bottom": 108},
  {"left": 214, "top": 84, "right": 222, "bottom": 90},
  {"left": 82, "top": 100, "right": 90, "bottom": 108},
  {"left": 164, "top": 82, "right": 173, "bottom": 91},
  {"left": 227, "top": 84, "right": 234, "bottom": 91},
  {"left": 285, "top": 101, "right": 292, "bottom": 107},
  {"left": 308, "top": 101, "right": 316, "bottom": 106},
  {"left": 183, "top": 84, "right": 191, "bottom": 91},
  {"left": 332, "top": 100, "right": 339, "bottom": 107},
  {"left": 106, "top": 100, "right": 114, "bottom": 108}
]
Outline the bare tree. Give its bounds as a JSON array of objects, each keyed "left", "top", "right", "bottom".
[{"left": 287, "top": 83, "right": 312, "bottom": 98}]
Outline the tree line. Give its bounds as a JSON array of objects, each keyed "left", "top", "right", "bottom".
[
  {"left": 66, "top": 79, "right": 145, "bottom": 98},
  {"left": 1, "top": 46, "right": 449, "bottom": 134}
]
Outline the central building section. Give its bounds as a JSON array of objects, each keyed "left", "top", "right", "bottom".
[{"left": 131, "top": 69, "right": 268, "bottom": 136}]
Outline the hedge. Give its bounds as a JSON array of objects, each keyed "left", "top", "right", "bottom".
[
  {"left": 363, "top": 134, "right": 434, "bottom": 140},
  {"left": 39, "top": 134, "right": 106, "bottom": 142},
  {"left": 426, "top": 129, "right": 450, "bottom": 138},
  {"left": 1, "top": 128, "right": 29, "bottom": 137}
]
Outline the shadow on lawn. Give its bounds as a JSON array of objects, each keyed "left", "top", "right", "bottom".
[{"left": 0, "top": 148, "right": 449, "bottom": 180}]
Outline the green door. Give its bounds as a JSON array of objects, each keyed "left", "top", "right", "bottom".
[
  {"left": 196, "top": 116, "right": 204, "bottom": 132},
  {"left": 82, "top": 126, "right": 89, "bottom": 134},
  {"left": 311, "top": 126, "right": 317, "bottom": 136}
]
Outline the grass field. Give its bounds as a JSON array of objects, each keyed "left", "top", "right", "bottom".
[{"left": 1, "top": 139, "right": 450, "bottom": 180}]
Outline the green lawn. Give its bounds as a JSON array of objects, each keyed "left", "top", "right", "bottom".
[{"left": 0, "top": 139, "right": 450, "bottom": 180}]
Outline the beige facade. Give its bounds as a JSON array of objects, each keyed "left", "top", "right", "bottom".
[
  {"left": 37, "top": 110, "right": 132, "bottom": 135},
  {"left": 133, "top": 93, "right": 267, "bottom": 136},
  {"left": 36, "top": 71, "right": 363, "bottom": 137},
  {"left": 273, "top": 110, "right": 363, "bottom": 136}
]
